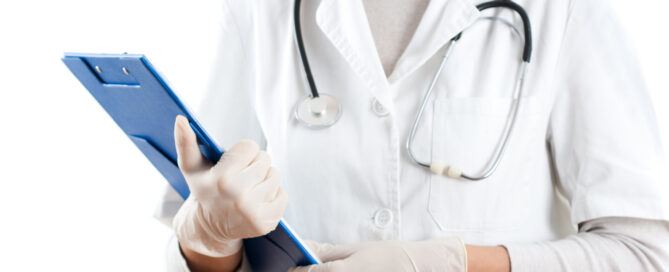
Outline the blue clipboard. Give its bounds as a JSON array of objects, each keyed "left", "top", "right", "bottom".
[{"left": 62, "top": 53, "right": 320, "bottom": 271}]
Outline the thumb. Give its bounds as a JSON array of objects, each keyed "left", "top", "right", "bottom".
[
  {"left": 289, "top": 260, "right": 345, "bottom": 272},
  {"left": 290, "top": 241, "right": 355, "bottom": 272},
  {"left": 174, "top": 115, "right": 206, "bottom": 173},
  {"left": 304, "top": 240, "right": 355, "bottom": 263}
]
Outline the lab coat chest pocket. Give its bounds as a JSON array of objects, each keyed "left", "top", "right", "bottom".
[{"left": 428, "top": 97, "right": 541, "bottom": 231}]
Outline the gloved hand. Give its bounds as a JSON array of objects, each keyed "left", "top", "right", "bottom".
[
  {"left": 292, "top": 237, "right": 467, "bottom": 272},
  {"left": 171, "top": 115, "right": 288, "bottom": 257}
]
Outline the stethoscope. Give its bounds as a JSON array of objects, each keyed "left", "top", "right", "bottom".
[{"left": 293, "top": 0, "right": 532, "bottom": 181}]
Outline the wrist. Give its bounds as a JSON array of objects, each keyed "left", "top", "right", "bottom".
[
  {"left": 465, "top": 245, "right": 510, "bottom": 272},
  {"left": 404, "top": 237, "right": 469, "bottom": 271},
  {"left": 173, "top": 199, "right": 243, "bottom": 257},
  {"left": 177, "top": 233, "right": 243, "bottom": 258},
  {"left": 179, "top": 242, "right": 243, "bottom": 272}
]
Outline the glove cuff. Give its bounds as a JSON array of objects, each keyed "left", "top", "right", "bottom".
[
  {"left": 172, "top": 199, "right": 244, "bottom": 258},
  {"left": 404, "top": 236, "right": 467, "bottom": 272},
  {"left": 179, "top": 237, "right": 243, "bottom": 258}
]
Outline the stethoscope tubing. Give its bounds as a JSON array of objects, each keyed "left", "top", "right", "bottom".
[
  {"left": 293, "top": 0, "right": 320, "bottom": 98},
  {"left": 293, "top": 0, "right": 533, "bottom": 181},
  {"left": 405, "top": 2, "right": 532, "bottom": 180},
  {"left": 476, "top": 0, "right": 532, "bottom": 62},
  {"left": 406, "top": 39, "right": 458, "bottom": 169}
]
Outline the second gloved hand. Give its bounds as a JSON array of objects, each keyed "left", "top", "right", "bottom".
[
  {"left": 172, "top": 115, "right": 288, "bottom": 257},
  {"left": 292, "top": 237, "right": 467, "bottom": 272}
]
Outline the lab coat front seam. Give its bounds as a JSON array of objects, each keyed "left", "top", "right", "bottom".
[{"left": 390, "top": 114, "right": 402, "bottom": 240}]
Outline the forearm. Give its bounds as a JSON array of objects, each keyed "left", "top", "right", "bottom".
[
  {"left": 503, "top": 217, "right": 669, "bottom": 272},
  {"left": 465, "top": 245, "right": 510, "bottom": 272}
]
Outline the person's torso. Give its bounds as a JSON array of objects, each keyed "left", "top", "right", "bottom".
[{"left": 224, "top": 0, "right": 575, "bottom": 246}]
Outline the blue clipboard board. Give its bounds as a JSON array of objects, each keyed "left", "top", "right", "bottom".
[{"left": 62, "top": 53, "right": 320, "bottom": 271}]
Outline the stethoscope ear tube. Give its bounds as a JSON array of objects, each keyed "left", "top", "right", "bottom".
[
  {"left": 478, "top": 0, "right": 532, "bottom": 62},
  {"left": 452, "top": 0, "right": 532, "bottom": 62}
]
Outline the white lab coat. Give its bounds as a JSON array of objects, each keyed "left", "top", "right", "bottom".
[{"left": 157, "top": 0, "right": 668, "bottom": 263}]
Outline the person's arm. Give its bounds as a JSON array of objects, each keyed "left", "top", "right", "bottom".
[
  {"left": 531, "top": 0, "right": 669, "bottom": 270},
  {"left": 504, "top": 217, "right": 669, "bottom": 271},
  {"left": 290, "top": 217, "right": 668, "bottom": 272},
  {"left": 162, "top": 0, "right": 269, "bottom": 270},
  {"left": 171, "top": 117, "right": 286, "bottom": 271},
  {"left": 165, "top": 234, "right": 245, "bottom": 272}
]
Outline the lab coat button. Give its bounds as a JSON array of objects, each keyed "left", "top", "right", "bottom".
[
  {"left": 371, "top": 98, "right": 389, "bottom": 117},
  {"left": 373, "top": 208, "right": 393, "bottom": 228}
]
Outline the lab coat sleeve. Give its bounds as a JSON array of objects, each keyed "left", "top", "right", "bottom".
[
  {"left": 158, "top": 0, "right": 263, "bottom": 270},
  {"left": 547, "top": 0, "right": 668, "bottom": 225},
  {"left": 166, "top": 235, "right": 191, "bottom": 272},
  {"left": 505, "top": 217, "right": 669, "bottom": 271}
]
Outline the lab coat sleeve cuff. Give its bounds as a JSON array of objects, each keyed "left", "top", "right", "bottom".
[
  {"left": 166, "top": 235, "right": 253, "bottom": 272},
  {"left": 238, "top": 249, "right": 252, "bottom": 272},
  {"left": 502, "top": 243, "right": 562, "bottom": 272},
  {"left": 166, "top": 235, "right": 191, "bottom": 272}
]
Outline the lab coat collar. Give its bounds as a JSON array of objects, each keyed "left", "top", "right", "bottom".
[
  {"left": 315, "top": 0, "right": 387, "bottom": 103},
  {"left": 315, "top": 0, "right": 479, "bottom": 105},
  {"left": 389, "top": 0, "right": 480, "bottom": 83}
]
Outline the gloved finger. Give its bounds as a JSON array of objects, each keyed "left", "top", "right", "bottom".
[
  {"left": 213, "top": 139, "right": 260, "bottom": 175},
  {"left": 289, "top": 260, "right": 346, "bottom": 272},
  {"left": 219, "top": 151, "right": 270, "bottom": 198},
  {"left": 242, "top": 150, "right": 271, "bottom": 184},
  {"left": 303, "top": 240, "right": 356, "bottom": 263},
  {"left": 174, "top": 115, "right": 206, "bottom": 174},
  {"left": 215, "top": 153, "right": 267, "bottom": 199},
  {"left": 243, "top": 188, "right": 287, "bottom": 236},
  {"left": 250, "top": 167, "right": 281, "bottom": 201},
  {"left": 259, "top": 187, "right": 288, "bottom": 220}
]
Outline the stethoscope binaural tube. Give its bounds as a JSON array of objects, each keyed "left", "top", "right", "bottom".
[
  {"left": 476, "top": 0, "right": 532, "bottom": 62},
  {"left": 406, "top": 0, "right": 533, "bottom": 181}
]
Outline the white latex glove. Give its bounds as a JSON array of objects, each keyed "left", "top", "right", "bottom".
[
  {"left": 292, "top": 238, "right": 467, "bottom": 272},
  {"left": 171, "top": 115, "right": 288, "bottom": 257}
]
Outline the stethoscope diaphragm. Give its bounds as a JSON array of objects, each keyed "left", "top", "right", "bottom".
[{"left": 294, "top": 94, "right": 342, "bottom": 128}]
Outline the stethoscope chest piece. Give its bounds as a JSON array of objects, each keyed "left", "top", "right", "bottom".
[{"left": 295, "top": 94, "right": 342, "bottom": 128}]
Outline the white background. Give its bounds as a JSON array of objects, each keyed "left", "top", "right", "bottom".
[{"left": 0, "top": 0, "right": 667, "bottom": 271}]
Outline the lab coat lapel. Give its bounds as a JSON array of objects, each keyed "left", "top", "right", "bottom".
[
  {"left": 388, "top": 0, "right": 480, "bottom": 83},
  {"left": 315, "top": 0, "right": 390, "bottom": 106}
]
